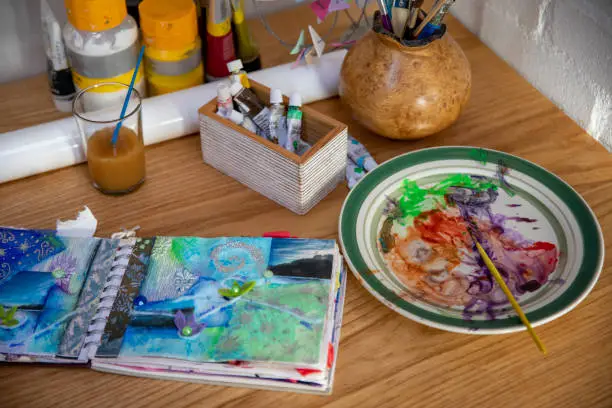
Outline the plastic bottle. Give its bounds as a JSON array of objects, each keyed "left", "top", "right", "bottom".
[
  {"left": 63, "top": 0, "right": 146, "bottom": 111},
  {"left": 139, "top": 0, "right": 204, "bottom": 96},
  {"left": 216, "top": 83, "right": 233, "bottom": 116},
  {"left": 284, "top": 92, "right": 303, "bottom": 153},
  {"left": 268, "top": 88, "right": 285, "bottom": 144},
  {"left": 230, "top": 0, "right": 261, "bottom": 72},
  {"left": 206, "top": 0, "right": 236, "bottom": 81},
  {"left": 227, "top": 59, "right": 250, "bottom": 88},
  {"left": 41, "top": 0, "right": 75, "bottom": 112}
]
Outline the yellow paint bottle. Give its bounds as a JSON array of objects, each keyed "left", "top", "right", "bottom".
[{"left": 139, "top": 0, "right": 204, "bottom": 96}]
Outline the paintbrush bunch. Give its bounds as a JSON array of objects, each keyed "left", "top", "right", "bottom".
[{"left": 377, "top": 0, "right": 456, "bottom": 42}]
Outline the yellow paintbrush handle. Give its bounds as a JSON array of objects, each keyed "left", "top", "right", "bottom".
[{"left": 474, "top": 241, "right": 547, "bottom": 355}]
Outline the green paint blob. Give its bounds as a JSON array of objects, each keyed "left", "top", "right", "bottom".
[
  {"left": 182, "top": 326, "right": 193, "bottom": 336},
  {"left": 52, "top": 268, "right": 65, "bottom": 279},
  {"left": 398, "top": 174, "right": 499, "bottom": 218}
]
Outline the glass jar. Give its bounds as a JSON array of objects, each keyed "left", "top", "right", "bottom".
[{"left": 73, "top": 82, "right": 145, "bottom": 194}]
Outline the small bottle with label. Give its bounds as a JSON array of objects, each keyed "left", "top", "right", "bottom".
[
  {"left": 268, "top": 88, "right": 285, "bottom": 144},
  {"left": 227, "top": 59, "right": 250, "bottom": 88},
  {"left": 216, "top": 83, "right": 233, "bottom": 117}
]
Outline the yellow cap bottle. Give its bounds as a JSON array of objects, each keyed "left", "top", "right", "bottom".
[
  {"left": 139, "top": 0, "right": 204, "bottom": 96},
  {"left": 65, "top": 0, "right": 127, "bottom": 31}
]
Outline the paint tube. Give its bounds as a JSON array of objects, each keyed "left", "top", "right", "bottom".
[
  {"left": 347, "top": 135, "right": 378, "bottom": 172},
  {"left": 284, "top": 93, "right": 303, "bottom": 153},
  {"left": 346, "top": 159, "right": 367, "bottom": 188},
  {"left": 268, "top": 89, "right": 285, "bottom": 144},
  {"left": 206, "top": 0, "right": 236, "bottom": 80},
  {"left": 227, "top": 59, "right": 250, "bottom": 88},
  {"left": 224, "top": 110, "right": 258, "bottom": 134},
  {"left": 230, "top": 0, "right": 261, "bottom": 72},
  {"left": 41, "top": 0, "right": 76, "bottom": 112},
  {"left": 229, "top": 82, "right": 271, "bottom": 140},
  {"left": 216, "top": 83, "right": 233, "bottom": 116}
]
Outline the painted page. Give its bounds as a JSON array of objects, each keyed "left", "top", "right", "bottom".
[
  {"left": 0, "top": 228, "right": 101, "bottom": 359},
  {"left": 101, "top": 237, "right": 337, "bottom": 366}
]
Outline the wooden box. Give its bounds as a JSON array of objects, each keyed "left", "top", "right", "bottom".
[{"left": 199, "top": 81, "right": 348, "bottom": 215}]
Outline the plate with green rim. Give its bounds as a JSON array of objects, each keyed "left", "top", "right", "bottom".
[{"left": 339, "top": 147, "right": 604, "bottom": 334}]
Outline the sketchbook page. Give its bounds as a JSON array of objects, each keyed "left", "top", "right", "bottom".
[
  {"left": 97, "top": 252, "right": 345, "bottom": 384},
  {"left": 97, "top": 237, "right": 336, "bottom": 367},
  {"left": 57, "top": 238, "right": 121, "bottom": 359},
  {"left": 0, "top": 227, "right": 100, "bottom": 361},
  {"left": 91, "top": 265, "right": 348, "bottom": 393},
  {"left": 92, "top": 361, "right": 333, "bottom": 395}
]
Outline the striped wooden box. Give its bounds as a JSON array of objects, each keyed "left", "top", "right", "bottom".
[{"left": 199, "top": 81, "right": 348, "bottom": 215}]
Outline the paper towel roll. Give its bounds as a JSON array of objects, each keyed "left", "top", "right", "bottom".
[{"left": 0, "top": 50, "right": 347, "bottom": 184}]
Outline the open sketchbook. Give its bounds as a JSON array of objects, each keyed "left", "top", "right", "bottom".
[{"left": 0, "top": 227, "right": 347, "bottom": 394}]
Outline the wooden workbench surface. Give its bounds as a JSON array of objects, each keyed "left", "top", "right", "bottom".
[{"left": 0, "top": 4, "right": 610, "bottom": 408}]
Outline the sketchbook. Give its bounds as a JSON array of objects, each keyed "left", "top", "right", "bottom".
[{"left": 0, "top": 227, "right": 347, "bottom": 394}]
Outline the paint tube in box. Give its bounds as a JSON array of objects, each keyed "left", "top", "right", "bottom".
[
  {"left": 348, "top": 135, "right": 377, "bottom": 171},
  {"left": 229, "top": 82, "right": 271, "bottom": 140},
  {"left": 223, "top": 109, "right": 258, "bottom": 133},
  {"left": 216, "top": 83, "right": 233, "bottom": 117},
  {"left": 268, "top": 88, "right": 286, "bottom": 144},
  {"left": 284, "top": 92, "right": 303, "bottom": 153}
]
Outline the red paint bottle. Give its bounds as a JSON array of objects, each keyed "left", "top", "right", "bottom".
[{"left": 206, "top": 0, "right": 236, "bottom": 80}]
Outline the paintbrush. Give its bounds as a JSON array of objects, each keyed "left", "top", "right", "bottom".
[
  {"left": 448, "top": 186, "right": 547, "bottom": 354},
  {"left": 412, "top": 0, "right": 445, "bottom": 38},
  {"left": 406, "top": 0, "right": 423, "bottom": 32},
  {"left": 469, "top": 232, "right": 547, "bottom": 355}
]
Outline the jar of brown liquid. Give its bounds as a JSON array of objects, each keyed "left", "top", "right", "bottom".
[{"left": 73, "top": 82, "right": 145, "bottom": 194}]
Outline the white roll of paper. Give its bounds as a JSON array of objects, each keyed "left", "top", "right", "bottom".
[{"left": 0, "top": 50, "right": 347, "bottom": 184}]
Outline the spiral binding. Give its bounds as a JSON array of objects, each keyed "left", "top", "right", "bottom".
[{"left": 79, "top": 237, "right": 137, "bottom": 360}]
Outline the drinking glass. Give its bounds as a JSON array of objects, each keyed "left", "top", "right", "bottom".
[{"left": 72, "top": 82, "right": 145, "bottom": 194}]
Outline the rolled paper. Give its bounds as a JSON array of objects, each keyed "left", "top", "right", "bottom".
[{"left": 0, "top": 50, "right": 348, "bottom": 184}]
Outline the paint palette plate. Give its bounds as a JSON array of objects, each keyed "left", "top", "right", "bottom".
[{"left": 339, "top": 147, "right": 604, "bottom": 334}]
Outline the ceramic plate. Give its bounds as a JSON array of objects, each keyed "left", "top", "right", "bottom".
[{"left": 339, "top": 147, "right": 604, "bottom": 334}]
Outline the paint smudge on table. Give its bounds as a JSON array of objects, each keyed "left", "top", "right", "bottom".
[{"left": 379, "top": 174, "right": 559, "bottom": 319}]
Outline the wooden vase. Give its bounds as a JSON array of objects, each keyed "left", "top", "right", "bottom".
[{"left": 339, "top": 30, "right": 471, "bottom": 140}]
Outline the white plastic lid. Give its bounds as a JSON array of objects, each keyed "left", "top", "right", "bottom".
[
  {"left": 270, "top": 89, "right": 283, "bottom": 104},
  {"left": 289, "top": 92, "right": 302, "bottom": 107},
  {"left": 227, "top": 110, "right": 244, "bottom": 125},
  {"left": 217, "top": 83, "right": 231, "bottom": 100},
  {"left": 227, "top": 59, "right": 243, "bottom": 73},
  {"left": 53, "top": 97, "right": 74, "bottom": 113},
  {"left": 229, "top": 82, "right": 244, "bottom": 96}
]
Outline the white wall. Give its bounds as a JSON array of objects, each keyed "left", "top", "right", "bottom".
[
  {"left": 452, "top": 0, "right": 612, "bottom": 150},
  {"left": 0, "top": 0, "right": 296, "bottom": 83}
]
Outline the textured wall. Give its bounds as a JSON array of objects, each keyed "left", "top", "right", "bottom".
[
  {"left": 0, "top": 0, "right": 294, "bottom": 83},
  {"left": 452, "top": 0, "right": 612, "bottom": 150}
]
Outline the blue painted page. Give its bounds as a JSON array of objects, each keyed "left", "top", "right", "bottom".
[
  {"left": 107, "top": 237, "right": 337, "bottom": 365},
  {"left": 0, "top": 227, "right": 101, "bottom": 359}
]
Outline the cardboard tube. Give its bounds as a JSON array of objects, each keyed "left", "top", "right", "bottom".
[{"left": 0, "top": 50, "right": 347, "bottom": 184}]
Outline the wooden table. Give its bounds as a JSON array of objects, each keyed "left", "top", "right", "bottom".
[{"left": 1, "top": 5, "right": 611, "bottom": 408}]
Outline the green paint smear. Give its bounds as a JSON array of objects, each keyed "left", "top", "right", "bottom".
[
  {"left": 398, "top": 174, "right": 498, "bottom": 218},
  {"left": 469, "top": 148, "right": 488, "bottom": 165}
]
